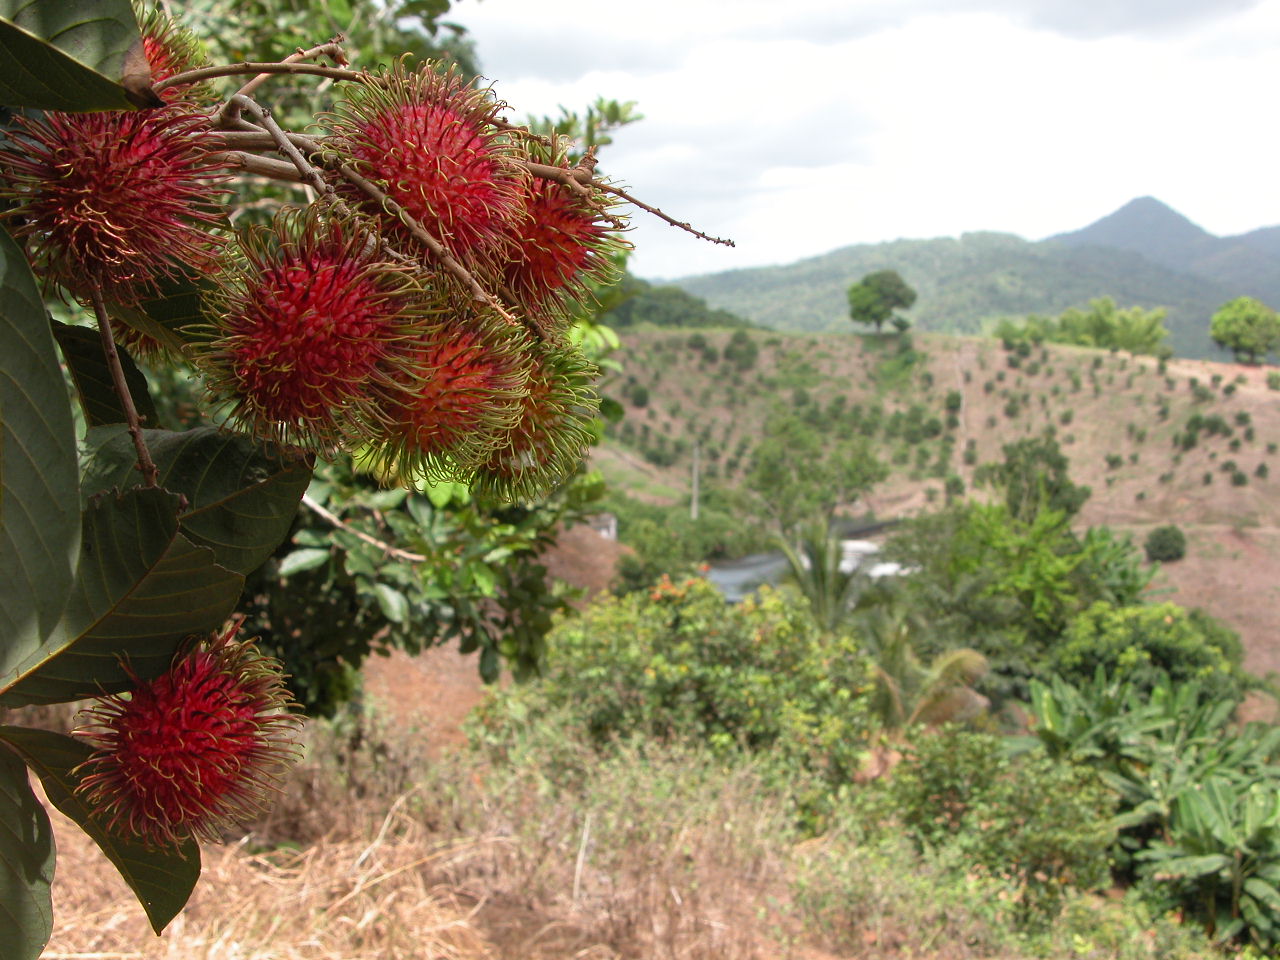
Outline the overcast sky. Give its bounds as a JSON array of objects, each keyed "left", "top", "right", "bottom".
[{"left": 450, "top": 0, "right": 1280, "bottom": 280}]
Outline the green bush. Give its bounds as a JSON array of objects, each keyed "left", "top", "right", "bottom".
[
  {"left": 474, "top": 578, "right": 876, "bottom": 820},
  {"left": 1144, "top": 523, "right": 1187, "bottom": 562},
  {"left": 1049, "top": 602, "right": 1247, "bottom": 706},
  {"left": 885, "top": 728, "right": 1114, "bottom": 926}
]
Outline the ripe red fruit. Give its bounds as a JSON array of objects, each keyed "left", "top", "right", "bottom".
[
  {"left": 202, "top": 208, "right": 439, "bottom": 448},
  {"left": 0, "top": 106, "right": 226, "bottom": 304},
  {"left": 326, "top": 62, "right": 523, "bottom": 266},
  {"left": 374, "top": 311, "right": 532, "bottom": 480},
  {"left": 136, "top": 6, "right": 210, "bottom": 102},
  {"left": 72, "top": 625, "right": 301, "bottom": 848},
  {"left": 502, "top": 176, "right": 621, "bottom": 321}
]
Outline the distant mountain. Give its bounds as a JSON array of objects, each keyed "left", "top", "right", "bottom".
[
  {"left": 666, "top": 199, "right": 1280, "bottom": 360},
  {"left": 1051, "top": 196, "right": 1280, "bottom": 306}
]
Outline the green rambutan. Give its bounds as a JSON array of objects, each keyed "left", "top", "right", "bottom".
[
  {"left": 472, "top": 342, "right": 600, "bottom": 501},
  {"left": 199, "top": 207, "right": 440, "bottom": 449},
  {"left": 72, "top": 623, "right": 301, "bottom": 848},
  {"left": 325, "top": 61, "right": 524, "bottom": 267}
]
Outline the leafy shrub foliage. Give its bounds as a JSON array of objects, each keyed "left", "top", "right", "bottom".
[
  {"left": 474, "top": 577, "right": 875, "bottom": 817},
  {"left": 1144, "top": 523, "right": 1187, "bottom": 562},
  {"left": 885, "top": 728, "right": 1114, "bottom": 926}
]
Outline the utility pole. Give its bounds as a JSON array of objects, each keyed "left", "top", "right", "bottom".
[{"left": 690, "top": 440, "right": 700, "bottom": 521}]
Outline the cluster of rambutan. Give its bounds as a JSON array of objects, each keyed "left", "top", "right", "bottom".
[
  {"left": 0, "top": 11, "right": 622, "bottom": 499},
  {"left": 0, "top": 8, "right": 632, "bottom": 849}
]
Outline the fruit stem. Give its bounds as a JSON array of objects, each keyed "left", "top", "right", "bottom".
[{"left": 88, "top": 283, "right": 159, "bottom": 487}]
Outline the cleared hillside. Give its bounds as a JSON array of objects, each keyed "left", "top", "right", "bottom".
[{"left": 596, "top": 326, "right": 1280, "bottom": 690}]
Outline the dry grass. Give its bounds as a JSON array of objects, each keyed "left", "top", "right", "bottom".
[{"left": 45, "top": 793, "right": 501, "bottom": 960}]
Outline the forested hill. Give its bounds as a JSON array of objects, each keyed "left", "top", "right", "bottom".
[{"left": 667, "top": 199, "right": 1280, "bottom": 360}]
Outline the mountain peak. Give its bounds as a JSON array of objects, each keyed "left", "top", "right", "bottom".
[{"left": 1051, "top": 196, "right": 1214, "bottom": 271}]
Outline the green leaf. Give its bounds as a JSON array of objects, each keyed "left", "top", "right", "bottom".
[
  {"left": 0, "top": 727, "right": 199, "bottom": 934},
  {"left": 1150, "top": 853, "right": 1233, "bottom": 878},
  {"left": 0, "top": 1, "right": 142, "bottom": 111},
  {"left": 0, "top": 743, "right": 54, "bottom": 960},
  {"left": 374, "top": 583, "right": 409, "bottom": 623},
  {"left": 82, "top": 426, "right": 313, "bottom": 576},
  {"left": 1244, "top": 876, "right": 1280, "bottom": 912},
  {"left": 0, "top": 487, "right": 243, "bottom": 706},
  {"left": 109, "top": 272, "right": 211, "bottom": 355},
  {"left": 278, "top": 547, "right": 330, "bottom": 577},
  {"left": 51, "top": 321, "right": 158, "bottom": 428},
  {"left": 0, "top": 227, "right": 80, "bottom": 650}
]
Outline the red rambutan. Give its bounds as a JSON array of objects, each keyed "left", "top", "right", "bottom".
[
  {"left": 473, "top": 343, "right": 600, "bottom": 500},
  {"left": 373, "top": 309, "right": 532, "bottom": 481},
  {"left": 134, "top": 4, "right": 211, "bottom": 102},
  {"left": 72, "top": 624, "right": 301, "bottom": 848},
  {"left": 502, "top": 175, "right": 624, "bottom": 321},
  {"left": 200, "top": 207, "right": 440, "bottom": 449},
  {"left": 0, "top": 106, "right": 226, "bottom": 304},
  {"left": 325, "top": 62, "right": 523, "bottom": 266}
]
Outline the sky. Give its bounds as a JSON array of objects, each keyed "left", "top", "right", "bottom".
[{"left": 449, "top": 0, "right": 1280, "bottom": 281}]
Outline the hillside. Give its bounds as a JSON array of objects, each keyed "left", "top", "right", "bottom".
[
  {"left": 668, "top": 198, "right": 1280, "bottom": 360},
  {"left": 596, "top": 326, "right": 1280, "bottom": 689}
]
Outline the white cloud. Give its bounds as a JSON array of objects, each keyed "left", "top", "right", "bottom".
[{"left": 455, "top": 0, "right": 1280, "bottom": 279}]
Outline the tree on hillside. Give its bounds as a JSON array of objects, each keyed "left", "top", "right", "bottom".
[
  {"left": 847, "top": 269, "right": 917, "bottom": 333},
  {"left": 1210, "top": 296, "right": 1280, "bottom": 364},
  {"left": 746, "top": 410, "right": 887, "bottom": 539},
  {"left": 975, "top": 430, "right": 1090, "bottom": 525}
]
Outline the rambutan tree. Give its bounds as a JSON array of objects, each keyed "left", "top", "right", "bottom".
[{"left": 0, "top": 3, "right": 728, "bottom": 955}]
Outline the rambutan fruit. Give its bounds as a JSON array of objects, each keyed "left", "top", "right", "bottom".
[
  {"left": 325, "top": 61, "right": 523, "bottom": 267},
  {"left": 371, "top": 307, "right": 532, "bottom": 481},
  {"left": 0, "top": 106, "right": 227, "bottom": 304},
  {"left": 199, "top": 207, "right": 441, "bottom": 449},
  {"left": 72, "top": 624, "right": 301, "bottom": 848},
  {"left": 502, "top": 173, "right": 625, "bottom": 324},
  {"left": 473, "top": 343, "right": 600, "bottom": 501},
  {"left": 133, "top": 4, "right": 212, "bottom": 103}
]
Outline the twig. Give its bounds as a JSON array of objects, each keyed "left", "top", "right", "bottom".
[
  {"left": 213, "top": 151, "right": 307, "bottom": 182},
  {"left": 322, "top": 156, "right": 529, "bottom": 330},
  {"left": 301, "top": 494, "right": 427, "bottom": 563},
  {"left": 572, "top": 811, "right": 593, "bottom": 907},
  {"left": 224, "top": 96, "right": 336, "bottom": 200},
  {"left": 234, "top": 39, "right": 349, "bottom": 99},
  {"left": 154, "top": 61, "right": 365, "bottom": 98},
  {"left": 88, "top": 284, "right": 159, "bottom": 487},
  {"left": 597, "top": 182, "right": 736, "bottom": 246}
]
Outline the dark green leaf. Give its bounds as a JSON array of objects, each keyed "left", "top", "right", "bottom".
[
  {"left": 0, "top": 487, "right": 243, "bottom": 706},
  {"left": 109, "top": 272, "right": 211, "bottom": 355},
  {"left": 51, "top": 321, "right": 158, "bottom": 428},
  {"left": 0, "top": 743, "right": 53, "bottom": 960},
  {"left": 0, "top": 726, "right": 199, "bottom": 934},
  {"left": 0, "top": 1, "right": 141, "bottom": 111},
  {"left": 82, "top": 426, "right": 313, "bottom": 576},
  {"left": 0, "top": 227, "right": 80, "bottom": 654}
]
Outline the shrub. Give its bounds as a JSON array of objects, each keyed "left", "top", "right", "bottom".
[
  {"left": 475, "top": 578, "right": 875, "bottom": 817},
  {"left": 886, "top": 729, "right": 1114, "bottom": 926},
  {"left": 1144, "top": 524, "right": 1186, "bottom": 562},
  {"left": 1050, "top": 602, "right": 1248, "bottom": 705}
]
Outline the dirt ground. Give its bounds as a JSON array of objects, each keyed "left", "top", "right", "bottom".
[{"left": 363, "top": 523, "right": 628, "bottom": 747}]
